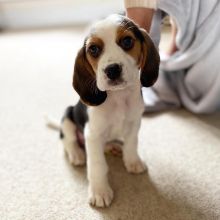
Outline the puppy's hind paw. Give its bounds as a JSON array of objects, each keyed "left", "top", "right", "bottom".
[{"left": 66, "top": 147, "right": 86, "bottom": 166}]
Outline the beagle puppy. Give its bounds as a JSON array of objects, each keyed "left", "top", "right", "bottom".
[{"left": 60, "top": 14, "right": 159, "bottom": 207}]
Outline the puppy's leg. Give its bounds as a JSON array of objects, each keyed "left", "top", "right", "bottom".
[
  {"left": 85, "top": 128, "right": 113, "bottom": 207},
  {"left": 123, "top": 120, "right": 146, "bottom": 174},
  {"left": 61, "top": 118, "right": 86, "bottom": 166}
]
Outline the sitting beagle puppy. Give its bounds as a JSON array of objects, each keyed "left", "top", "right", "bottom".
[{"left": 60, "top": 14, "right": 159, "bottom": 207}]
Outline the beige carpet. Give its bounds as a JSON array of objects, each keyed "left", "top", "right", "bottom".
[{"left": 0, "top": 27, "right": 220, "bottom": 220}]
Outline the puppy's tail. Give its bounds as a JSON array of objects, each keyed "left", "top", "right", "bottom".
[{"left": 44, "top": 114, "right": 61, "bottom": 131}]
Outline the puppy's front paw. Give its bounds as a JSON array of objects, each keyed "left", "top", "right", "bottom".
[
  {"left": 124, "top": 159, "right": 146, "bottom": 174},
  {"left": 89, "top": 184, "right": 114, "bottom": 207}
]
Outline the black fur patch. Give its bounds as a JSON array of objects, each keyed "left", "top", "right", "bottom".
[
  {"left": 72, "top": 100, "right": 88, "bottom": 132},
  {"left": 60, "top": 130, "right": 64, "bottom": 139},
  {"left": 60, "top": 101, "right": 88, "bottom": 139}
]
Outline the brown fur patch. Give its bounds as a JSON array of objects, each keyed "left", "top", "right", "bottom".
[
  {"left": 116, "top": 25, "right": 142, "bottom": 66},
  {"left": 73, "top": 46, "right": 107, "bottom": 106},
  {"left": 116, "top": 17, "right": 159, "bottom": 87},
  {"left": 85, "top": 36, "right": 104, "bottom": 73}
]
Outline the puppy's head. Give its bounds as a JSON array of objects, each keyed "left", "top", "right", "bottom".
[{"left": 73, "top": 14, "right": 160, "bottom": 106}]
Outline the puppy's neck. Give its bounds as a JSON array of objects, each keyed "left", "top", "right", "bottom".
[{"left": 106, "top": 82, "right": 141, "bottom": 104}]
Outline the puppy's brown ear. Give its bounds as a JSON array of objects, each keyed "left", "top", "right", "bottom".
[
  {"left": 73, "top": 47, "right": 107, "bottom": 106},
  {"left": 139, "top": 29, "right": 160, "bottom": 87}
]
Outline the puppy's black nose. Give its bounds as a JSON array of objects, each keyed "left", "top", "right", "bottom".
[{"left": 104, "top": 63, "right": 122, "bottom": 80}]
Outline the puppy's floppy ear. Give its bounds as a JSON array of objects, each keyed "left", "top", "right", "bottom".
[
  {"left": 139, "top": 28, "right": 160, "bottom": 87},
  {"left": 73, "top": 46, "right": 107, "bottom": 106}
]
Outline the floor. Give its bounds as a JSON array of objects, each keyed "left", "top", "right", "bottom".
[{"left": 0, "top": 26, "right": 220, "bottom": 220}]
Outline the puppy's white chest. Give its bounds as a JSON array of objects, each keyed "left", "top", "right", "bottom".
[
  {"left": 87, "top": 86, "right": 144, "bottom": 144},
  {"left": 107, "top": 103, "right": 128, "bottom": 141},
  {"left": 106, "top": 91, "right": 144, "bottom": 142}
]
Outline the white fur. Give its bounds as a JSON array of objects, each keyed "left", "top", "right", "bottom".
[
  {"left": 66, "top": 15, "right": 146, "bottom": 207},
  {"left": 90, "top": 15, "right": 140, "bottom": 92},
  {"left": 85, "top": 82, "right": 145, "bottom": 207},
  {"left": 86, "top": 15, "right": 145, "bottom": 207},
  {"left": 62, "top": 118, "right": 86, "bottom": 166},
  {"left": 44, "top": 114, "right": 61, "bottom": 130}
]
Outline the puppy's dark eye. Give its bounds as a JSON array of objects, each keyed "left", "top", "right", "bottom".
[
  {"left": 88, "top": 45, "right": 101, "bottom": 58},
  {"left": 120, "top": 36, "right": 134, "bottom": 50}
]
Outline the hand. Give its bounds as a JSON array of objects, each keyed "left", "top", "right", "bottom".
[
  {"left": 126, "top": 8, "right": 155, "bottom": 32},
  {"left": 166, "top": 17, "right": 178, "bottom": 56}
]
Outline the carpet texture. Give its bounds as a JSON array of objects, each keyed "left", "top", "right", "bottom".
[{"left": 0, "top": 28, "right": 220, "bottom": 220}]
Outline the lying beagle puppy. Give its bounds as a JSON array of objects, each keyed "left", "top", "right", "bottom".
[{"left": 58, "top": 14, "right": 159, "bottom": 207}]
